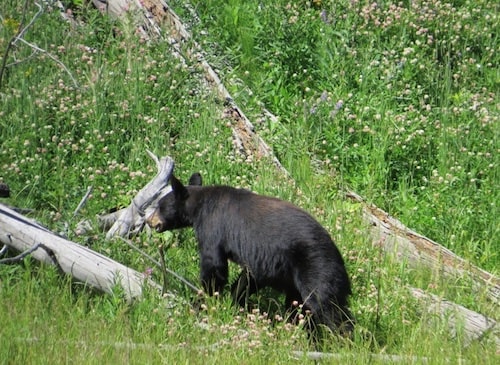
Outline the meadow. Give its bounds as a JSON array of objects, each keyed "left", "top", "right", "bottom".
[{"left": 0, "top": 0, "right": 498, "bottom": 363}]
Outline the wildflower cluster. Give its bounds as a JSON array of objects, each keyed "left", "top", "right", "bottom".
[{"left": 192, "top": 303, "right": 304, "bottom": 353}]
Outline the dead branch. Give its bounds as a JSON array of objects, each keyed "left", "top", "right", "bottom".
[
  {"left": 73, "top": 186, "right": 93, "bottom": 217},
  {"left": 117, "top": 236, "right": 201, "bottom": 294},
  {"left": 0, "top": 1, "right": 79, "bottom": 90},
  {"left": 0, "top": 242, "right": 41, "bottom": 264},
  {"left": 158, "top": 244, "right": 169, "bottom": 294},
  {"left": 105, "top": 152, "right": 174, "bottom": 239},
  {"left": 0, "top": 0, "right": 31, "bottom": 89},
  {"left": 76, "top": 152, "right": 174, "bottom": 237}
]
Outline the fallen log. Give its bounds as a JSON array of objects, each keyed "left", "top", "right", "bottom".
[
  {"left": 409, "top": 287, "right": 498, "bottom": 348},
  {"left": 0, "top": 203, "right": 160, "bottom": 301},
  {"left": 105, "top": 152, "right": 174, "bottom": 239},
  {"left": 346, "top": 191, "right": 499, "bottom": 304},
  {"left": 93, "top": 0, "right": 283, "bottom": 169}
]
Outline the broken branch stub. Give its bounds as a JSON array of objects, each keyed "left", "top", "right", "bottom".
[{"left": 105, "top": 154, "right": 174, "bottom": 239}]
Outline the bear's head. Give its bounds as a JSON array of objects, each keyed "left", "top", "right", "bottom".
[{"left": 146, "top": 173, "right": 202, "bottom": 232}]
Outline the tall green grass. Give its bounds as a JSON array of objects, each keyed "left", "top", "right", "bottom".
[
  {"left": 0, "top": 1, "right": 498, "bottom": 364},
  {"left": 176, "top": 0, "right": 499, "bottom": 272}
]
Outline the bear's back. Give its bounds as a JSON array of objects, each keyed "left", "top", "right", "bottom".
[
  {"left": 189, "top": 185, "right": 335, "bottom": 251},
  {"left": 189, "top": 185, "right": 309, "bottom": 221}
]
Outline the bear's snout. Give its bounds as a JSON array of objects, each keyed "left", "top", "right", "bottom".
[{"left": 146, "top": 210, "right": 165, "bottom": 232}]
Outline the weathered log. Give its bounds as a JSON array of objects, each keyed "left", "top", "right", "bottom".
[
  {"left": 409, "top": 287, "right": 498, "bottom": 347},
  {"left": 0, "top": 203, "right": 160, "bottom": 301},
  {"left": 346, "top": 191, "right": 499, "bottom": 304},
  {"left": 161, "top": 2, "right": 283, "bottom": 167},
  {"left": 94, "top": 0, "right": 282, "bottom": 168}
]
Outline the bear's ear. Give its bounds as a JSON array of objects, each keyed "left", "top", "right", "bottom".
[
  {"left": 170, "top": 175, "right": 189, "bottom": 200},
  {"left": 188, "top": 172, "right": 202, "bottom": 186}
]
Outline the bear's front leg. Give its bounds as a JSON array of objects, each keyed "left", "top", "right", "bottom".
[{"left": 199, "top": 247, "right": 228, "bottom": 296}]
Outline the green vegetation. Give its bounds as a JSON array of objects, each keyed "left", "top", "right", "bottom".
[
  {"left": 0, "top": 1, "right": 498, "bottom": 363},
  {"left": 175, "top": 0, "right": 499, "bottom": 271}
]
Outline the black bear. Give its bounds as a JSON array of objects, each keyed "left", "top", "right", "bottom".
[{"left": 146, "top": 173, "right": 353, "bottom": 336}]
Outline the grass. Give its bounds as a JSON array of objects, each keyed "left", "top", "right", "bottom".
[
  {"left": 0, "top": 1, "right": 498, "bottom": 364},
  {"left": 174, "top": 0, "right": 499, "bottom": 271}
]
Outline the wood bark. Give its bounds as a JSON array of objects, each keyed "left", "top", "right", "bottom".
[{"left": 0, "top": 203, "right": 160, "bottom": 301}]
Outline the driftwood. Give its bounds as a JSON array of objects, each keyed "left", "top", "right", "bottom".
[{"left": 0, "top": 203, "right": 160, "bottom": 301}]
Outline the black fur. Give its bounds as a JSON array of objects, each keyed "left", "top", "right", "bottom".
[{"left": 148, "top": 173, "right": 353, "bottom": 336}]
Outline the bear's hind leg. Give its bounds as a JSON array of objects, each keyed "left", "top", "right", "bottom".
[
  {"left": 305, "top": 295, "right": 354, "bottom": 338},
  {"left": 230, "top": 267, "right": 258, "bottom": 308}
]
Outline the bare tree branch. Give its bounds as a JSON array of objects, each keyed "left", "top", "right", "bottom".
[
  {"left": 0, "top": 1, "right": 79, "bottom": 90},
  {"left": 14, "top": 36, "right": 79, "bottom": 88},
  {"left": 105, "top": 154, "right": 174, "bottom": 239},
  {"left": 117, "top": 236, "right": 201, "bottom": 294},
  {"left": 73, "top": 186, "right": 93, "bottom": 217},
  {"left": 0, "top": 242, "right": 41, "bottom": 264},
  {"left": 0, "top": 0, "right": 29, "bottom": 89}
]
